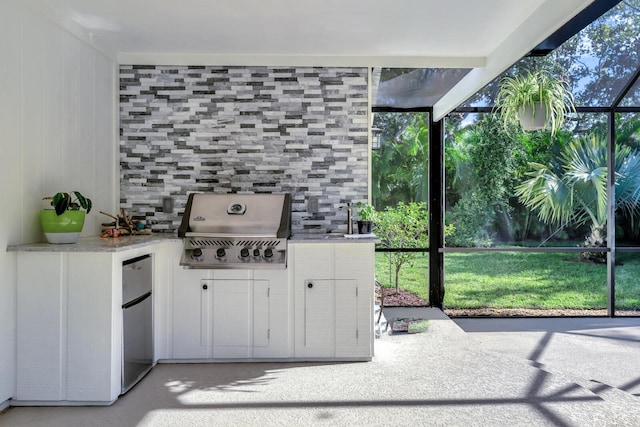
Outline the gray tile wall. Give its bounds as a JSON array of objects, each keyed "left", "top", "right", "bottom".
[{"left": 119, "top": 65, "right": 369, "bottom": 234}]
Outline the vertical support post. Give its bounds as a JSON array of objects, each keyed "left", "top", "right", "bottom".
[
  {"left": 428, "top": 114, "right": 445, "bottom": 309},
  {"left": 607, "top": 110, "right": 616, "bottom": 317}
]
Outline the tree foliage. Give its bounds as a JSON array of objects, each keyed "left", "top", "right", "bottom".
[
  {"left": 445, "top": 115, "right": 526, "bottom": 246},
  {"left": 371, "top": 0, "right": 640, "bottom": 258},
  {"left": 374, "top": 202, "right": 429, "bottom": 293},
  {"left": 372, "top": 113, "right": 429, "bottom": 209},
  {"left": 516, "top": 133, "right": 640, "bottom": 261}
]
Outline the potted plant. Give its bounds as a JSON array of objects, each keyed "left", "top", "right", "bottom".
[
  {"left": 356, "top": 201, "right": 375, "bottom": 234},
  {"left": 494, "top": 70, "right": 575, "bottom": 135},
  {"left": 40, "top": 191, "right": 92, "bottom": 244}
]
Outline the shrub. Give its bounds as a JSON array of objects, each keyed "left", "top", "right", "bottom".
[{"left": 375, "top": 202, "right": 429, "bottom": 292}]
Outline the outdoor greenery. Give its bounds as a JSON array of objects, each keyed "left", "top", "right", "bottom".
[
  {"left": 516, "top": 133, "right": 640, "bottom": 262},
  {"left": 356, "top": 201, "right": 375, "bottom": 221},
  {"left": 445, "top": 114, "right": 526, "bottom": 247},
  {"left": 374, "top": 202, "right": 429, "bottom": 293},
  {"left": 375, "top": 252, "right": 428, "bottom": 298},
  {"left": 375, "top": 251, "right": 640, "bottom": 310},
  {"left": 371, "top": 1, "right": 640, "bottom": 312},
  {"left": 373, "top": 112, "right": 640, "bottom": 309},
  {"left": 372, "top": 113, "right": 429, "bottom": 208}
]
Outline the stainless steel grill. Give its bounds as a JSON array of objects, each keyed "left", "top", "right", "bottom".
[{"left": 178, "top": 193, "right": 291, "bottom": 269}]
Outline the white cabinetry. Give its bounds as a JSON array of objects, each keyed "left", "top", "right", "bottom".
[
  {"left": 169, "top": 241, "right": 291, "bottom": 360},
  {"left": 13, "top": 238, "right": 375, "bottom": 405},
  {"left": 292, "top": 242, "right": 375, "bottom": 360},
  {"left": 14, "top": 243, "right": 167, "bottom": 405}
]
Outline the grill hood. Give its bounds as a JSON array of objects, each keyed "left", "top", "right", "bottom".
[
  {"left": 178, "top": 193, "right": 291, "bottom": 238},
  {"left": 177, "top": 193, "right": 292, "bottom": 269}
]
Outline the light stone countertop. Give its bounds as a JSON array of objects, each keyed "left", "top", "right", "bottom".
[
  {"left": 7, "top": 233, "right": 380, "bottom": 253},
  {"left": 6, "top": 234, "right": 178, "bottom": 253}
]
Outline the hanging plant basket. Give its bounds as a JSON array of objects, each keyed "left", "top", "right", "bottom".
[
  {"left": 495, "top": 70, "right": 575, "bottom": 135},
  {"left": 518, "top": 101, "right": 548, "bottom": 131}
]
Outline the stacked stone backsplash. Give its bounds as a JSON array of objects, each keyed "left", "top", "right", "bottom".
[{"left": 120, "top": 65, "right": 369, "bottom": 234}]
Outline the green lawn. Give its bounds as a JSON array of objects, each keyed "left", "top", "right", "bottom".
[{"left": 375, "top": 251, "right": 640, "bottom": 310}]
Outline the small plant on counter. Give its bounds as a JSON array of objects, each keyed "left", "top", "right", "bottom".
[
  {"left": 43, "top": 191, "right": 93, "bottom": 216},
  {"left": 356, "top": 202, "right": 376, "bottom": 234},
  {"left": 356, "top": 202, "right": 375, "bottom": 221},
  {"left": 40, "top": 191, "right": 92, "bottom": 244}
]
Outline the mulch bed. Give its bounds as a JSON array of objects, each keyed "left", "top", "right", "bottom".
[
  {"left": 376, "top": 286, "right": 429, "bottom": 307},
  {"left": 446, "top": 308, "right": 640, "bottom": 317},
  {"left": 375, "top": 285, "right": 640, "bottom": 317}
]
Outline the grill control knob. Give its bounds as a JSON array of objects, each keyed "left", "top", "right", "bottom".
[
  {"left": 216, "top": 248, "right": 226, "bottom": 259},
  {"left": 264, "top": 248, "right": 274, "bottom": 259},
  {"left": 192, "top": 248, "right": 203, "bottom": 258},
  {"left": 253, "top": 248, "right": 261, "bottom": 258},
  {"left": 240, "top": 248, "right": 250, "bottom": 259}
]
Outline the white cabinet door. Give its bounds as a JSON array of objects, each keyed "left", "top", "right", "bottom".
[
  {"left": 303, "top": 279, "right": 334, "bottom": 356},
  {"left": 209, "top": 279, "right": 252, "bottom": 358},
  {"left": 335, "top": 244, "right": 374, "bottom": 358},
  {"left": 335, "top": 279, "right": 359, "bottom": 353},
  {"left": 254, "top": 269, "right": 291, "bottom": 358},
  {"left": 171, "top": 268, "right": 209, "bottom": 359},
  {"left": 292, "top": 242, "right": 375, "bottom": 359},
  {"left": 296, "top": 278, "right": 365, "bottom": 358},
  {"left": 171, "top": 267, "right": 291, "bottom": 360},
  {"left": 253, "top": 280, "right": 270, "bottom": 348},
  {"left": 16, "top": 253, "right": 65, "bottom": 401},
  {"left": 66, "top": 253, "right": 118, "bottom": 402}
]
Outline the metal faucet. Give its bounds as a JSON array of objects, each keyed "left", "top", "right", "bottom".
[
  {"left": 347, "top": 202, "right": 354, "bottom": 234},
  {"left": 340, "top": 202, "right": 353, "bottom": 235}
]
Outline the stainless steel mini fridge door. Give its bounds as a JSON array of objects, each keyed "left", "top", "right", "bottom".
[{"left": 122, "top": 255, "right": 153, "bottom": 394}]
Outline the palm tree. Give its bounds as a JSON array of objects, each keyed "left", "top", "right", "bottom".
[
  {"left": 516, "top": 133, "right": 640, "bottom": 262},
  {"left": 371, "top": 112, "right": 430, "bottom": 208}
]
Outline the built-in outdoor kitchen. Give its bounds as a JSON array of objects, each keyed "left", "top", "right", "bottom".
[
  {"left": 5, "top": 1, "right": 638, "bottom": 424},
  {"left": 8, "top": 65, "right": 379, "bottom": 406}
]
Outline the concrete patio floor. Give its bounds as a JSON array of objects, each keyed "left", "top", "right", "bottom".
[{"left": 1, "top": 310, "right": 639, "bottom": 427}]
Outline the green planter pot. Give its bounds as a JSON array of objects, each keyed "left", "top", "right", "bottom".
[{"left": 40, "top": 210, "right": 85, "bottom": 244}]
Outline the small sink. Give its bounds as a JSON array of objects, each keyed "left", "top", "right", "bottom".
[
  {"left": 292, "top": 233, "right": 346, "bottom": 240},
  {"left": 324, "top": 233, "right": 346, "bottom": 239}
]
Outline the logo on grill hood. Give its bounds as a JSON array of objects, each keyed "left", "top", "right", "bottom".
[
  {"left": 227, "top": 203, "right": 247, "bottom": 215},
  {"left": 193, "top": 216, "right": 205, "bottom": 221}
]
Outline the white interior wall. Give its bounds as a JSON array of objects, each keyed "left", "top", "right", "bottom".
[{"left": 0, "top": 1, "right": 117, "bottom": 406}]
